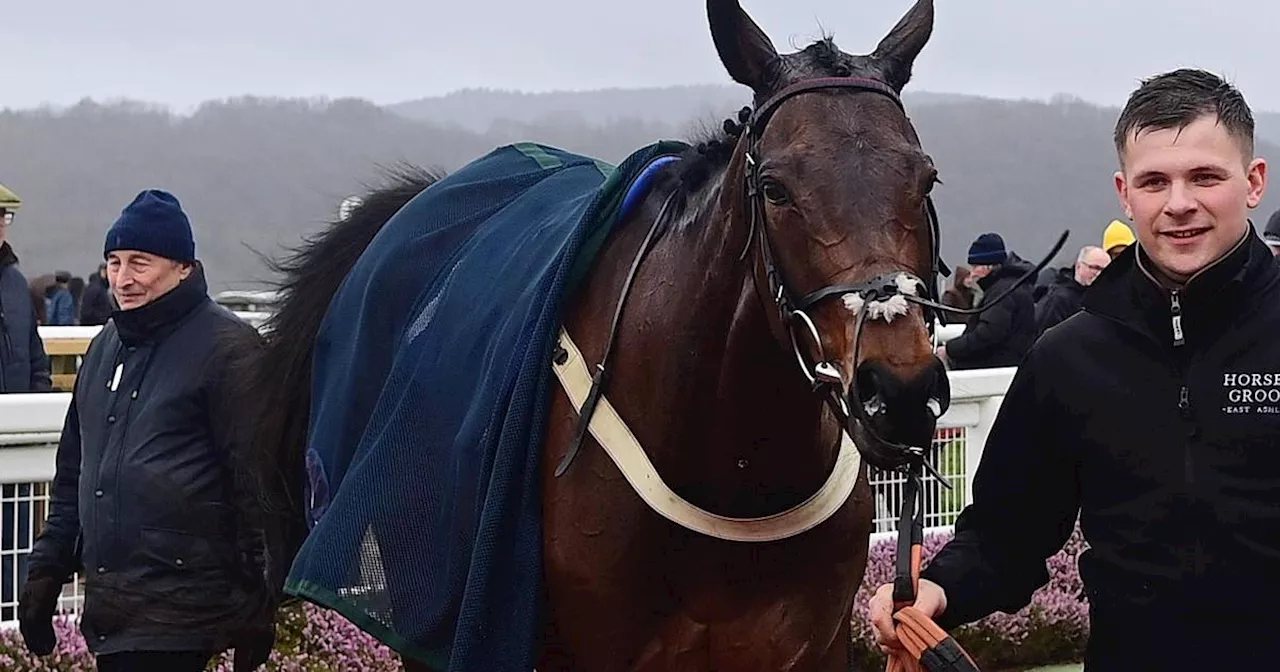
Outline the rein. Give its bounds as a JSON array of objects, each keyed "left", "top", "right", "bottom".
[{"left": 552, "top": 73, "right": 1067, "bottom": 671}]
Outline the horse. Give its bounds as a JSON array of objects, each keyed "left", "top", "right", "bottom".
[{"left": 228, "top": 0, "right": 973, "bottom": 669}]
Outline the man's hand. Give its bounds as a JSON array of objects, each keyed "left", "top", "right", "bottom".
[
  {"left": 867, "top": 578, "right": 948, "bottom": 655},
  {"left": 17, "top": 575, "right": 63, "bottom": 656},
  {"left": 935, "top": 345, "right": 950, "bottom": 368}
]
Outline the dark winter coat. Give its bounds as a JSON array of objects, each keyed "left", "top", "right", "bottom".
[
  {"left": 79, "top": 275, "right": 113, "bottom": 326},
  {"left": 944, "top": 253, "right": 1038, "bottom": 370},
  {"left": 1034, "top": 267, "right": 1087, "bottom": 336},
  {"left": 46, "top": 287, "right": 76, "bottom": 326},
  {"left": 26, "top": 264, "right": 270, "bottom": 655},
  {"left": 0, "top": 243, "right": 52, "bottom": 392},
  {"left": 920, "top": 230, "right": 1280, "bottom": 670}
]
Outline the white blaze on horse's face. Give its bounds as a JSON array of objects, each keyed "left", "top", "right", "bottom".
[{"left": 840, "top": 273, "right": 919, "bottom": 323}]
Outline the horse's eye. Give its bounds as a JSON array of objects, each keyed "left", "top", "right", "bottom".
[{"left": 760, "top": 179, "right": 791, "bottom": 205}]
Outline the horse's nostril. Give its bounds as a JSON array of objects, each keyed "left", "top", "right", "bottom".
[
  {"left": 854, "top": 364, "right": 887, "bottom": 413},
  {"left": 855, "top": 360, "right": 948, "bottom": 423},
  {"left": 855, "top": 363, "right": 881, "bottom": 402}
]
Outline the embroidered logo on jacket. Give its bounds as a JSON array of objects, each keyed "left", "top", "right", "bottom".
[{"left": 1222, "top": 372, "right": 1280, "bottom": 415}]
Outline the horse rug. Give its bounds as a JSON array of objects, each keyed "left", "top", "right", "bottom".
[{"left": 287, "top": 139, "right": 689, "bottom": 670}]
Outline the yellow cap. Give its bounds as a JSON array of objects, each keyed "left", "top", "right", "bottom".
[{"left": 1103, "top": 220, "right": 1135, "bottom": 252}]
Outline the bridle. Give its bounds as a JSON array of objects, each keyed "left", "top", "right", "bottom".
[
  {"left": 551, "top": 76, "right": 1065, "bottom": 656},
  {"left": 555, "top": 73, "right": 1065, "bottom": 487},
  {"left": 740, "top": 76, "right": 951, "bottom": 475},
  {"left": 737, "top": 75, "right": 1065, "bottom": 480}
]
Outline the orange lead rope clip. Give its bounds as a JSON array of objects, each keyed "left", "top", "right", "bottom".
[{"left": 884, "top": 470, "right": 980, "bottom": 672}]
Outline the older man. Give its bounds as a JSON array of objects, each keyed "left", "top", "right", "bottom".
[
  {"left": 936, "top": 232, "right": 1037, "bottom": 371},
  {"left": 870, "top": 68, "right": 1276, "bottom": 670},
  {"left": 1034, "top": 245, "right": 1110, "bottom": 335},
  {"left": 18, "top": 190, "right": 274, "bottom": 671},
  {"left": 0, "top": 184, "right": 52, "bottom": 392}
]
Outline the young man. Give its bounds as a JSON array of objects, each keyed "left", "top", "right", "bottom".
[
  {"left": 18, "top": 190, "right": 275, "bottom": 671},
  {"left": 869, "top": 68, "right": 1272, "bottom": 670}
]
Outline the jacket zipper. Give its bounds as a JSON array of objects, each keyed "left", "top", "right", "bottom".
[
  {"left": 1169, "top": 290, "right": 1185, "bottom": 347},
  {"left": 1168, "top": 290, "right": 1204, "bottom": 577},
  {"left": 1169, "top": 290, "right": 1193, "bottom": 487}
]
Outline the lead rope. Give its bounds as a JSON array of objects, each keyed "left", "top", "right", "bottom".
[{"left": 884, "top": 470, "right": 979, "bottom": 672}]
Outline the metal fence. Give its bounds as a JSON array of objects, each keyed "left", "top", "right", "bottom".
[{"left": 1, "top": 481, "right": 83, "bottom": 625}]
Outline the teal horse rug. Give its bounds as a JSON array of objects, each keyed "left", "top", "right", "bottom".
[{"left": 286, "top": 140, "right": 689, "bottom": 670}]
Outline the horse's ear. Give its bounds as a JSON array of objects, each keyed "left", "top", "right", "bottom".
[
  {"left": 707, "top": 0, "right": 779, "bottom": 92},
  {"left": 870, "top": 0, "right": 934, "bottom": 92}
]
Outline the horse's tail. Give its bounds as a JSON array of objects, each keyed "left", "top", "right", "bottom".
[{"left": 223, "top": 164, "right": 446, "bottom": 598}]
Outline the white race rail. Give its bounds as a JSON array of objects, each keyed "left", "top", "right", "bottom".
[{"left": 2, "top": 321, "right": 1007, "bottom": 628}]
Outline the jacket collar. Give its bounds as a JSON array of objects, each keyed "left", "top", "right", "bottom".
[
  {"left": 1083, "top": 223, "right": 1279, "bottom": 348},
  {"left": 112, "top": 261, "right": 210, "bottom": 346},
  {"left": 0, "top": 242, "right": 19, "bottom": 270},
  {"left": 977, "top": 253, "right": 1035, "bottom": 290}
]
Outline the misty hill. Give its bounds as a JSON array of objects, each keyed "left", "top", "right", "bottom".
[
  {"left": 0, "top": 90, "right": 1276, "bottom": 294},
  {"left": 387, "top": 85, "right": 998, "bottom": 134},
  {"left": 390, "top": 85, "right": 1280, "bottom": 147}
]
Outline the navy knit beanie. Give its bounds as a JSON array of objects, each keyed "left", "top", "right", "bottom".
[
  {"left": 967, "top": 232, "right": 1007, "bottom": 265},
  {"left": 103, "top": 189, "right": 195, "bottom": 263}
]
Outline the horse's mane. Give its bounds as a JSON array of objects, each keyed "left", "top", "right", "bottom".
[{"left": 666, "top": 106, "right": 752, "bottom": 193}]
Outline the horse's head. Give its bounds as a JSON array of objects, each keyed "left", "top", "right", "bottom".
[{"left": 709, "top": 0, "right": 949, "bottom": 472}]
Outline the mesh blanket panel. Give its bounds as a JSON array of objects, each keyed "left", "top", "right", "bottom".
[{"left": 286, "top": 140, "right": 688, "bottom": 670}]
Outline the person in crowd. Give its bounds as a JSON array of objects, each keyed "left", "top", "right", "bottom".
[
  {"left": 941, "top": 265, "right": 975, "bottom": 310},
  {"left": 79, "top": 263, "right": 114, "bottom": 325},
  {"left": 1262, "top": 208, "right": 1280, "bottom": 257},
  {"left": 935, "top": 232, "right": 1036, "bottom": 370},
  {"left": 45, "top": 271, "right": 76, "bottom": 326},
  {"left": 67, "top": 276, "right": 86, "bottom": 322},
  {"left": 18, "top": 189, "right": 276, "bottom": 671},
  {"left": 0, "top": 190, "right": 52, "bottom": 391},
  {"left": 1034, "top": 245, "right": 1110, "bottom": 335},
  {"left": 869, "top": 68, "right": 1274, "bottom": 670},
  {"left": 1102, "top": 218, "right": 1136, "bottom": 259}
]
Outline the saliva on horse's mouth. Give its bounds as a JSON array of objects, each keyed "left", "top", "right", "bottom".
[
  {"left": 860, "top": 392, "right": 940, "bottom": 418},
  {"left": 844, "top": 396, "right": 941, "bottom": 474}
]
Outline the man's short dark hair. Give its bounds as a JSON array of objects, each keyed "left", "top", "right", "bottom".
[{"left": 1113, "top": 68, "right": 1255, "bottom": 162}]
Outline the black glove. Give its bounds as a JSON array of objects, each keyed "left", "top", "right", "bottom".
[
  {"left": 233, "top": 623, "right": 276, "bottom": 672},
  {"left": 17, "top": 575, "right": 62, "bottom": 656}
]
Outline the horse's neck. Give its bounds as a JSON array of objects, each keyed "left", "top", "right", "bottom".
[{"left": 625, "top": 168, "right": 840, "bottom": 518}]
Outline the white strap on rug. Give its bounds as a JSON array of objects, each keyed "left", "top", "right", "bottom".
[{"left": 550, "top": 327, "right": 862, "bottom": 543}]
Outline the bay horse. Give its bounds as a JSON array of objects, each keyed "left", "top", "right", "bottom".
[{"left": 228, "top": 0, "right": 998, "bottom": 669}]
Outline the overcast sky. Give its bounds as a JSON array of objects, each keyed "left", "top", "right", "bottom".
[{"left": 2, "top": 0, "right": 1275, "bottom": 113}]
